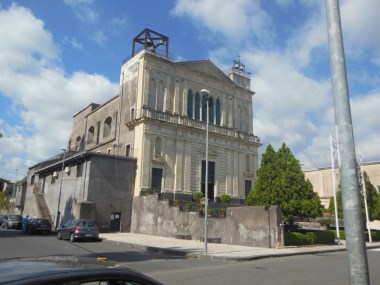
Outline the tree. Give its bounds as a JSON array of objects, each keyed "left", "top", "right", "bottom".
[
  {"left": 329, "top": 171, "right": 380, "bottom": 221},
  {"left": 246, "top": 143, "right": 323, "bottom": 224}
]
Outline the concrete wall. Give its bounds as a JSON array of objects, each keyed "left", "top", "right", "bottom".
[
  {"left": 131, "top": 195, "right": 283, "bottom": 248},
  {"left": 86, "top": 155, "right": 136, "bottom": 232}
]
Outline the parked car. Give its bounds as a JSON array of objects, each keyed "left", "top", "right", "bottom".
[
  {"left": 2, "top": 214, "right": 22, "bottom": 229},
  {"left": 57, "top": 219, "right": 99, "bottom": 242},
  {"left": 26, "top": 218, "right": 51, "bottom": 235},
  {"left": 0, "top": 215, "right": 6, "bottom": 227},
  {"left": 0, "top": 256, "right": 163, "bottom": 285}
]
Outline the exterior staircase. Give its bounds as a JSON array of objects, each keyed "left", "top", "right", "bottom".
[{"left": 33, "top": 183, "right": 54, "bottom": 225}]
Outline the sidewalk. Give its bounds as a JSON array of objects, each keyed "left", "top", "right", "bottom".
[{"left": 100, "top": 232, "right": 380, "bottom": 262}]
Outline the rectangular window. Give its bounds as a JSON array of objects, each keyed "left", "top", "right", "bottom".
[
  {"left": 30, "top": 175, "right": 35, "bottom": 185},
  {"left": 51, "top": 174, "right": 56, "bottom": 184},
  {"left": 107, "top": 148, "right": 112, "bottom": 155},
  {"left": 126, "top": 145, "right": 131, "bottom": 157},
  {"left": 245, "top": 180, "right": 252, "bottom": 197},
  {"left": 151, "top": 168, "right": 163, "bottom": 193}
]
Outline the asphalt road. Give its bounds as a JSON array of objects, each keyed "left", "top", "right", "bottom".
[{"left": 1, "top": 227, "right": 380, "bottom": 284}]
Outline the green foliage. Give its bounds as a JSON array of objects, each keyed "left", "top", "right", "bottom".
[
  {"left": 183, "top": 202, "right": 192, "bottom": 210},
  {"left": 0, "top": 188, "right": 11, "bottom": 211},
  {"left": 284, "top": 232, "right": 310, "bottom": 246},
  {"left": 246, "top": 143, "right": 324, "bottom": 224},
  {"left": 285, "top": 231, "right": 336, "bottom": 246},
  {"left": 220, "top": 194, "right": 231, "bottom": 203},
  {"left": 0, "top": 178, "right": 10, "bottom": 192},
  {"left": 330, "top": 229, "right": 345, "bottom": 240},
  {"left": 193, "top": 191, "right": 204, "bottom": 202},
  {"left": 370, "top": 230, "right": 380, "bottom": 241},
  {"left": 328, "top": 171, "right": 380, "bottom": 221}
]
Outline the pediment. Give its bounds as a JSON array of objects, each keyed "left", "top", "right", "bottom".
[{"left": 176, "top": 60, "right": 233, "bottom": 84}]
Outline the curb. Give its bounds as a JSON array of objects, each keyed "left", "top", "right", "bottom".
[{"left": 101, "top": 238, "right": 380, "bottom": 262}]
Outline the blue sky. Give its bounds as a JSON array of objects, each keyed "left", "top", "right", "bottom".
[{"left": 0, "top": 0, "right": 379, "bottom": 182}]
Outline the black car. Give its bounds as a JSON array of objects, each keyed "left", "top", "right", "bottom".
[
  {"left": 26, "top": 218, "right": 51, "bottom": 235},
  {"left": 57, "top": 219, "right": 99, "bottom": 242},
  {"left": 0, "top": 215, "right": 6, "bottom": 226},
  {"left": 0, "top": 256, "right": 163, "bottom": 285},
  {"left": 2, "top": 214, "right": 22, "bottom": 229}
]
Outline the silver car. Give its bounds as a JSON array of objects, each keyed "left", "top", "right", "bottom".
[{"left": 57, "top": 219, "right": 99, "bottom": 242}]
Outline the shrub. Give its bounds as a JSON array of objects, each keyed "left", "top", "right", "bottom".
[
  {"left": 312, "top": 231, "right": 335, "bottom": 244},
  {"left": 367, "top": 230, "right": 380, "bottom": 241},
  {"left": 284, "top": 232, "right": 309, "bottom": 246},
  {"left": 220, "top": 194, "right": 231, "bottom": 203},
  {"left": 330, "top": 229, "right": 345, "bottom": 240},
  {"left": 305, "top": 232, "right": 317, "bottom": 244},
  {"left": 193, "top": 191, "right": 204, "bottom": 202},
  {"left": 285, "top": 230, "right": 336, "bottom": 246},
  {"left": 183, "top": 202, "right": 192, "bottom": 210}
]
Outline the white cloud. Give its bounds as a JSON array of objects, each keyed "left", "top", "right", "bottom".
[
  {"left": 171, "top": 0, "right": 274, "bottom": 44},
  {"left": 0, "top": 5, "right": 118, "bottom": 180},
  {"left": 341, "top": 0, "right": 380, "bottom": 63},
  {"left": 63, "top": 0, "right": 98, "bottom": 23}
]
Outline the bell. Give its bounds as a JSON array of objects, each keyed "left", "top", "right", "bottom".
[{"left": 146, "top": 37, "right": 153, "bottom": 47}]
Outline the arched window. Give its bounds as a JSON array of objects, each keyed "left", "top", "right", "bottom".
[
  {"left": 209, "top": 97, "right": 214, "bottom": 124},
  {"left": 202, "top": 94, "right": 214, "bottom": 123},
  {"left": 216, "top": 98, "right": 221, "bottom": 125},
  {"left": 148, "top": 78, "right": 156, "bottom": 109},
  {"left": 103, "top": 116, "right": 112, "bottom": 137},
  {"left": 154, "top": 137, "right": 162, "bottom": 156},
  {"left": 195, "top": 92, "right": 200, "bottom": 120},
  {"left": 202, "top": 94, "right": 207, "bottom": 122},
  {"left": 187, "top": 90, "right": 193, "bottom": 118},
  {"left": 76, "top": 136, "right": 81, "bottom": 150},
  {"left": 87, "top": 126, "right": 95, "bottom": 144}
]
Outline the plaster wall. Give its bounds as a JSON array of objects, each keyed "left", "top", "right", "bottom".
[{"left": 131, "top": 195, "right": 283, "bottom": 248}]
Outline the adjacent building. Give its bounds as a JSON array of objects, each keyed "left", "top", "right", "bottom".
[{"left": 305, "top": 161, "right": 380, "bottom": 207}]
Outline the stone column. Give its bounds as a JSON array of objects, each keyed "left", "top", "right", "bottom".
[
  {"left": 164, "top": 76, "right": 171, "bottom": 112},
  {"left": 221, "top": 94, "right": 227, "bottom": 126},
  {"left": 232, "top": 150, "right": 239, "bottom": 197},
  {"left": 228, "top": 96, "right": 234, "bottom": 128},
  {"left": 183, "top": 141, "right": 191, "bottom": 193},
  {"left": 173, "top": 78, "right": 180, "bottom": 115},
  {"left": 165, "top": 138, "right": 175, "bottom": 192},
  {"left": 225, "top": 149, "right": 232, "bottom": 196},
  {"left": 248, "top": 101, "right": 253, "bottom": 133},
  {"left": 182, "top": 80, "right": 188, "bottom": 116},
  {"left": 141, "top": 134, "right": 151, "bottom": 190},
  {"left": 174, "top": 138, "right": 184, "bottom": 192},
  {"left": 142, "top": 66, "right": 150, "bottom": 107}
]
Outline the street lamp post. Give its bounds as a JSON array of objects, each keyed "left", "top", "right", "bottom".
[
  {"left": 201, "top": 89, "right": 210, "bottom": 254},
  {"left": 56, "top": 149, "right": 66, "bottom": 231}
]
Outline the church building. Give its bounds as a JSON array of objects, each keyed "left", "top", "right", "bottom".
[{"left": 21, "top": 29, "right": 261, "bottom": 231}]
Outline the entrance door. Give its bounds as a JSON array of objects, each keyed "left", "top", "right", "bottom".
[
  {"left": 151, "top": 168, "right": 163, "bottom": 193},
  {"left": 201, "top": 161, "right": 215, "bottom": 200},
  {"left": 110, "top": 212, "right": 121, "bottom": 232}
]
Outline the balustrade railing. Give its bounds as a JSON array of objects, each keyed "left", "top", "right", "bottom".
[{"left": 125, "top": 107, "right": 260, "bottom": 143}]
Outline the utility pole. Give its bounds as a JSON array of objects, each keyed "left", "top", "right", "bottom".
[{"left": 325, "top": 0, "right": 370, "bottom": 284}]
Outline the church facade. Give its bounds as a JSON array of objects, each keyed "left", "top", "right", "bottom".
[
  {"left": 20, "top": 29, "right": 261, "bottom": 231},
  {"left": 69, "top": 29, "right": 261, "bottom": 202}
]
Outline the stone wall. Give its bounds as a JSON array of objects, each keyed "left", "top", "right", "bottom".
[{"left": 131, "top": 195, "right": 283, "bottom": 248}]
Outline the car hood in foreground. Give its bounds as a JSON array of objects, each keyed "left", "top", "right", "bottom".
[{"left": 0, "top": 256, "right": 163, "bottom": 285}]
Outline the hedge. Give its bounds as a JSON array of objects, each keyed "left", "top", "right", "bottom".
[{"left": 285, "top": 230, "right": 336, "bottom": 246}]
